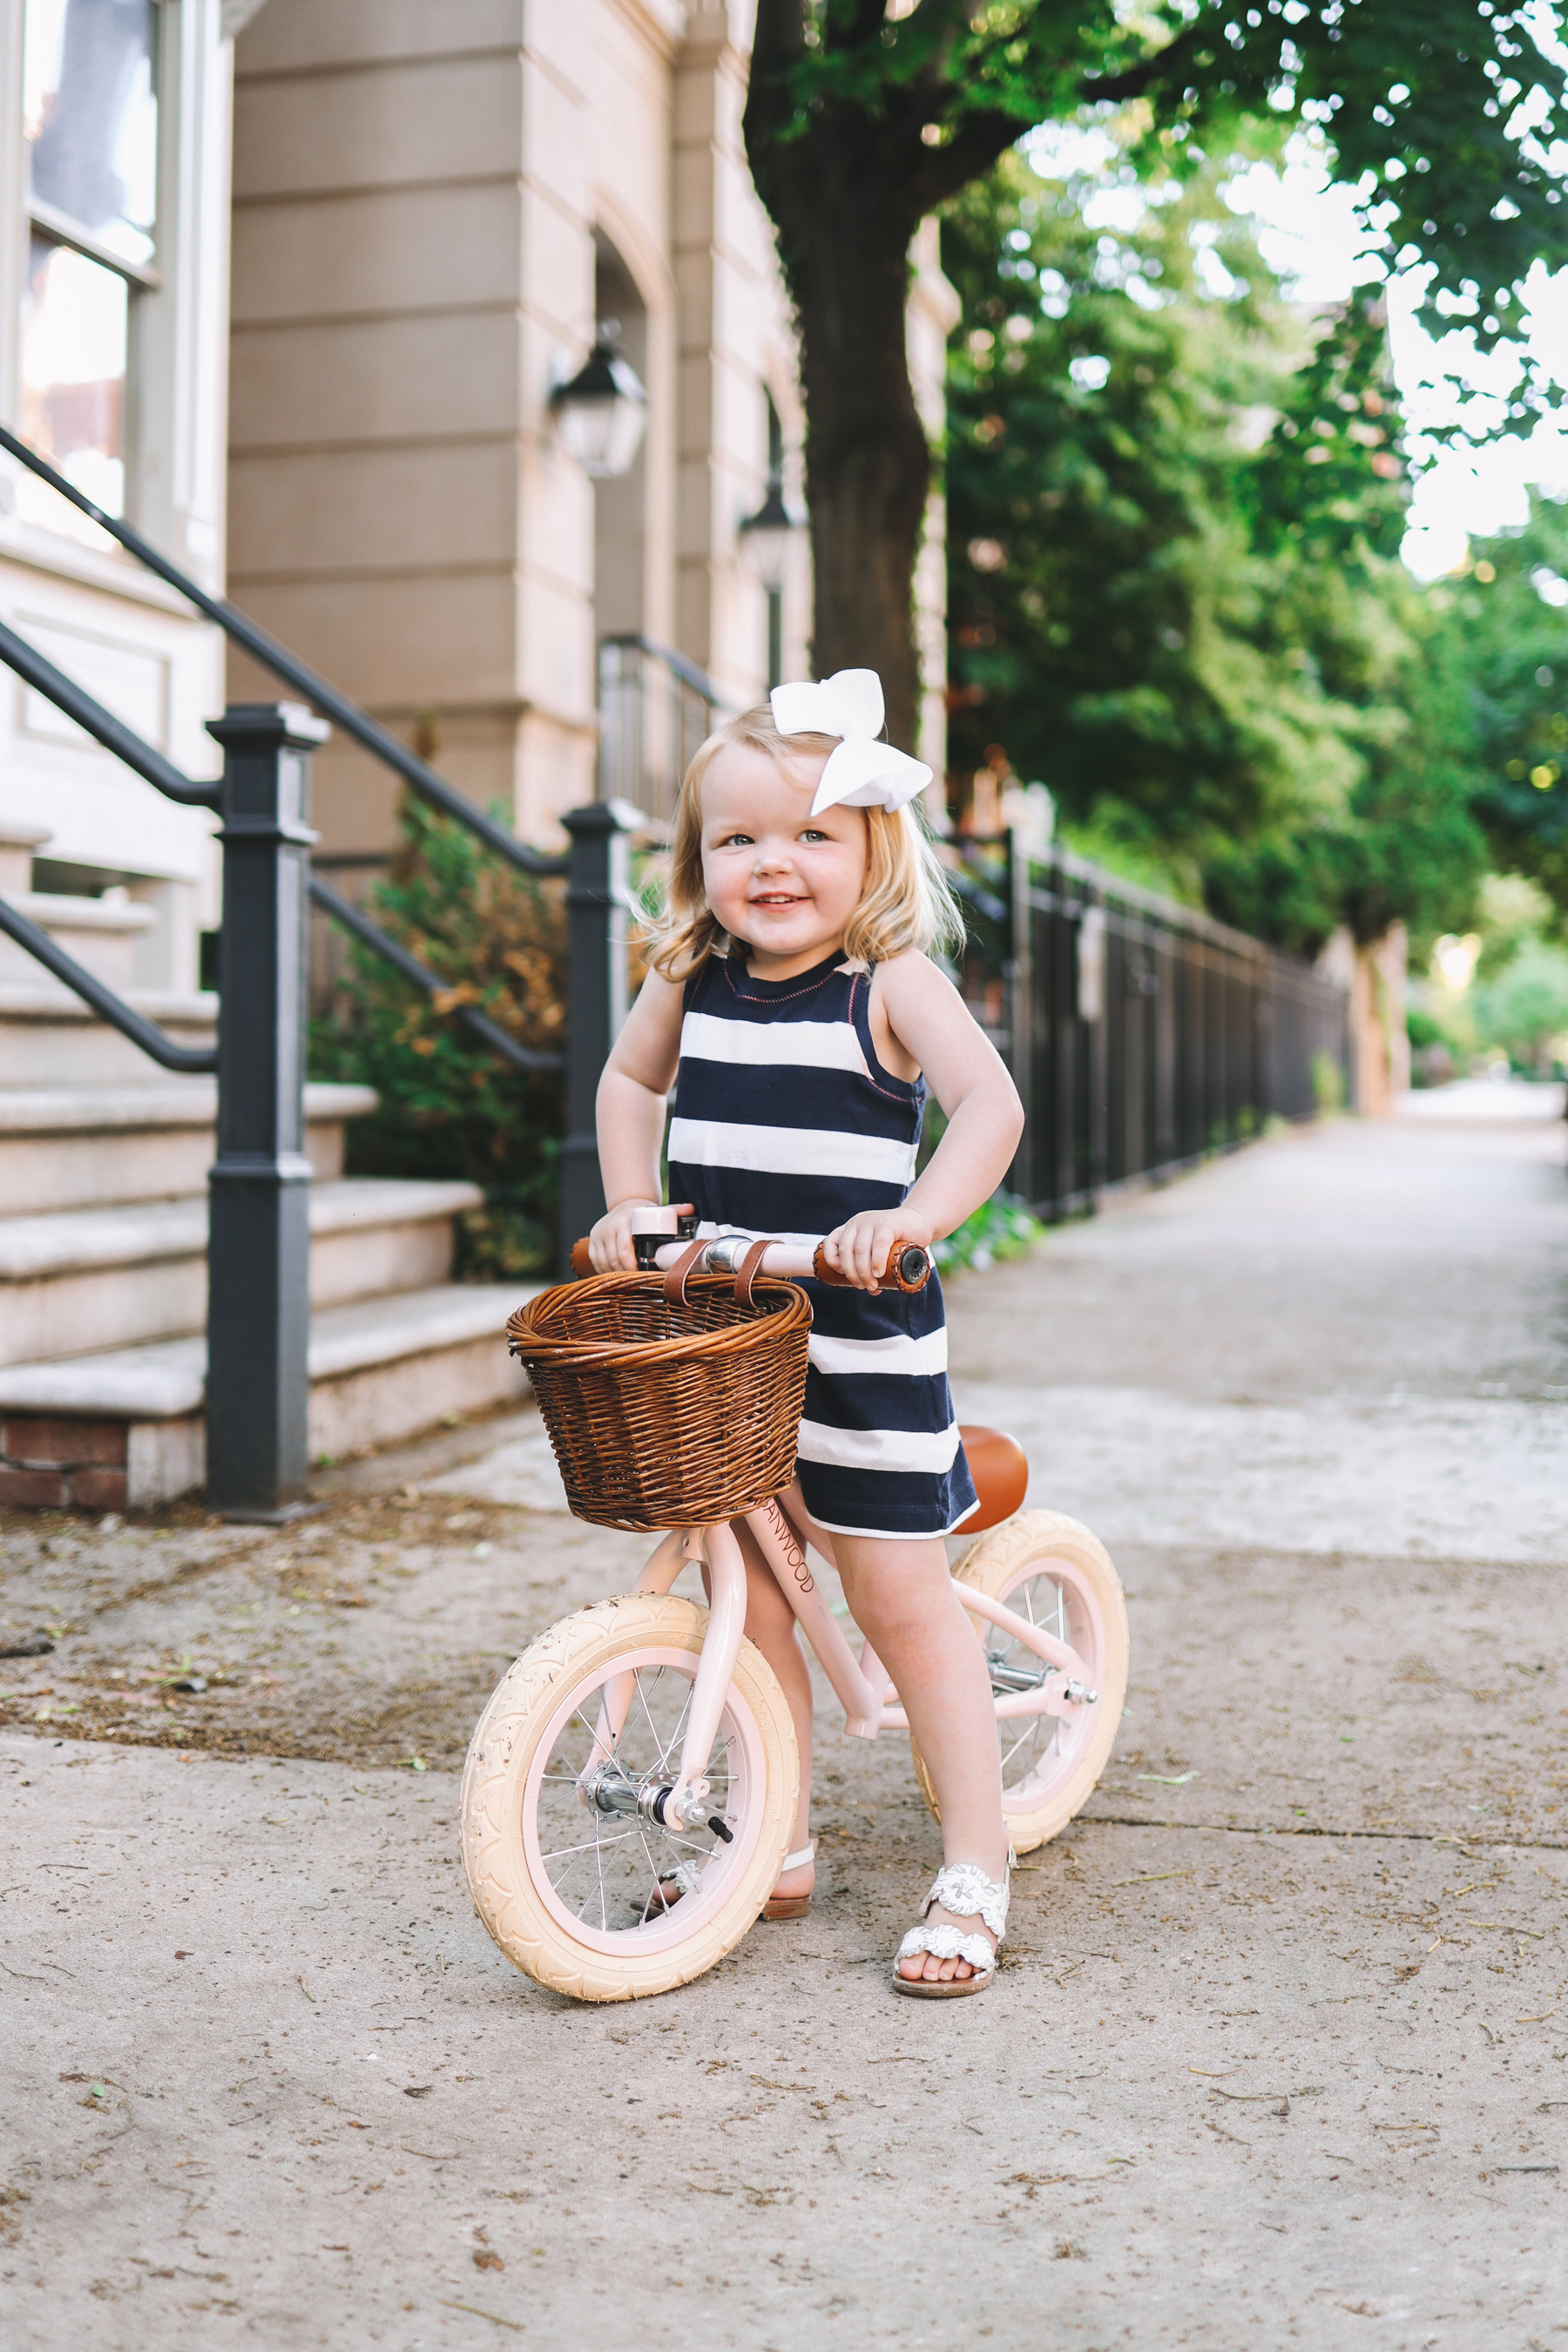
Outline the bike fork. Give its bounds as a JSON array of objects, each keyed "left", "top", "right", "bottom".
[
  {"left": 586, "top": 1523, "right": 748, "bottom": 1831},
  {"left": 667, "top": 1521, "right": 748, "bottom": 1823}
]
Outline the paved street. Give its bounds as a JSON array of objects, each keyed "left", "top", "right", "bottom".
[{"left": 2, "top": 1086, "right": 1566, "bottom": 2349}]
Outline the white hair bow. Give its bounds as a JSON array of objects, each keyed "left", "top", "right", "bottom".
[{"left": 769, "top": 669, "right": 933, "bottom": 816}]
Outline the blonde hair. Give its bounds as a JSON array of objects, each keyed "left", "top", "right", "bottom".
[{"left": 645, "top": 704, "right": 964, "bottom": 983}]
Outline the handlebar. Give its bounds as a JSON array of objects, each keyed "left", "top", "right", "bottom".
[{"left": 567, "top": 1228, "right": 931, "bottom": 1294}]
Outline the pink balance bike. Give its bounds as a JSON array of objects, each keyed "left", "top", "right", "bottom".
[{"left": 460, "top": 1211, "right": 1129, "bottom": 2003}]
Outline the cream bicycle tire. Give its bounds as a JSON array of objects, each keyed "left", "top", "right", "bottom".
[
  {"left": 462, "top": 1593, "right": 798, "bottom": 2003},
  {"left": 911, "top": 1510, "right": 1129, "bottom": 1855}
]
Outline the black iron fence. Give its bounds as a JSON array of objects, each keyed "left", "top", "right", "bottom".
[
  {"left": 597, "top": 634, "right": 728, "bottom": 824},
  {"left": 948, "top": 834, "right": 1350, "bottom": 1219}
]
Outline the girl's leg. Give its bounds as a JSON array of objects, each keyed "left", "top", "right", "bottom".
[{"left": 835, "top": 1534, "right": 1005, "bottom": 1984}]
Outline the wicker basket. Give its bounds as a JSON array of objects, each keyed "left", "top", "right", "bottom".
[{"left": 506, "top": 1271, "right": 812, "bottom": 1531}]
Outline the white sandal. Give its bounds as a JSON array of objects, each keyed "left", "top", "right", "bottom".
[
  {"left": 762, "top": 1840, "right": 816, "bottom": 1923},
  {"left": 892, "top": 1859, "right": 1010, "bottom": 1998},
  {"left": 645, "top": 1839, "right": 816, "bottom": 1925}
]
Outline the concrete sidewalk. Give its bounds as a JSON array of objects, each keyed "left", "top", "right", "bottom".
[{"left": 2, "top": 1098, "right": 1566, "bottom": 2349}]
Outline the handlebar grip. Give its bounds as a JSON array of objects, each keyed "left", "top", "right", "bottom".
[
  {"left": 570, "top": 1237, "right": 593, "bottom": 1276},
  {"left": 811, "top": 1241, "right": 930, "bottom": 1293}
]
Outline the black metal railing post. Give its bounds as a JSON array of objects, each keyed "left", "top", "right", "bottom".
[
  {"left": 204, "top": 702, "right": 328, "bottom": 1519},
  {"left": 559, "top": 801, "right": 633, "bottom": 1273}
]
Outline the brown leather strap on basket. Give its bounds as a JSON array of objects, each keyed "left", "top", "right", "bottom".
[
  {"left": 662, "top": 1234, "right": 710, "bottom": 1306},
  {"left": 732, "top": 1236, "right": 776, "bottom": 1307}
]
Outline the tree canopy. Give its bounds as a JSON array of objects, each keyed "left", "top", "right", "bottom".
[
  {"left": 943, "top": 144, "right": 1489, "bottom": 951},
  {"left": 745, "top": 1, "right": 1568, "bottom": 747},
  {"left": 1417, "top": 501, "right": 1568, "bottom": 911}
]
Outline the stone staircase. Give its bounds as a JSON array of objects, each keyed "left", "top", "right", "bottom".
[{"left": 0, "top": 828, "right": 531, "bottom": 1511}]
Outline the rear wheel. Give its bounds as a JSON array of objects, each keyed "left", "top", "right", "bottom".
[
  {"left": 911, "top": 1511, "right": 1128, "bottom": 1855},
  {"left": 461, "top": 1594, "right": 797, "bottom": 2002}
]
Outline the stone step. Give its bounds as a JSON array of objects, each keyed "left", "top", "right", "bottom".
[
  {"left": 0, "top": 889, "right": 156, "bottom": 990},
  {"left": 0, "top": 982, "right": 218, "bottom": 1088},
  {"left": 0, "top": 1283, "right": 537, "bottom": 1510},
  {"left": 0, "top": 822, "right": 51, "bottom": 897},
  {"left": 0, "top": 1176, "right": 485, "bottom": 1368},
  {"left": 0, "top": 1080, "right": 378, "bottom": 1213}
]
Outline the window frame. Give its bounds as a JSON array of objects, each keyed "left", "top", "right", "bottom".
[{"left": 15, "top": 0, "right": 169, "bottom": 529}]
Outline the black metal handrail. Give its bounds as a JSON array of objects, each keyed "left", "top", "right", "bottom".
[
  {"left": 599, "top": 631, "right": 727, "bottom": 706},
  {"left": 0, "top": 617, "right": 218, "bottom": 808},
  {"left": 0, "top": 423, "right": 565, "bottom": 880},
  {"left": 0, "top": 500, "right": 631, "bottom": 1512},
  {"left": 308, "top": 875, "right": 564, "bottom": 1075},
  {"left": 0, "top": 429, "right": 704, "bottom": 1512},
  {"left": 0, "top": 890, "right": 216, "bottom": 1073},
  {"left": 596, "top": 632, "right": 726, "bottom": 818},
  {"left": 0, "top": 631, "right": 504, "bottom": 1079}
]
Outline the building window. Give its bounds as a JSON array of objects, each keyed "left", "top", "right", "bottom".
[{"left": 19, "top": 0, "right": 159, "bottom": 531}]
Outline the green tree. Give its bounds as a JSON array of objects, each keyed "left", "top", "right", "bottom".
[
  {"left": 744, "top": 0, "right": 1568, "bottom": 751},
  {"left": 309, "top": 800, "right": 565, "bottom": 1278},
  {"left": 1473, "top": 934, "right": 1568, "bottom": 1069},
  {"left": 944, "top": 145, "right": 1487, "bottom": 950},
  {"left": 1419, "top": 504, "right": 1568, "bottom": 915}
]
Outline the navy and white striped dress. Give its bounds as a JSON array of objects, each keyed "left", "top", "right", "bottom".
[{"left": 667, "top": 950, "right": 977, "bottom": 1541}]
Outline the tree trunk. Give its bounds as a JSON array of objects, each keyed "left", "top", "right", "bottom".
[
  {"left": 746, "top": 51, "right": 929, "bottom": 749},
  {"left": 744, "top": 3, "right": 1024, "bottom": 753},
  {"left": 790, "top": 172, "right": 931, "bottom": 753}
]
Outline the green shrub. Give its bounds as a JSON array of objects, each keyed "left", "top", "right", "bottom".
[
  {"left": 933, "top": 1193, "right": 1045, "bottom": 1275},
  {"left": 1311, "top": 1050, "right": 1346, "bottom": 1115},
  {"left": 1471, "top": 934, "right": 1568, "bottom": 1073},
  {"left": 310, "top": 798, "right": 565, "bottom": 1276}
]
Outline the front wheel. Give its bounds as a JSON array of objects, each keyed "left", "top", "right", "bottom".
[
  {"left": 461, "top": 1594, "right": 798, "bottom": 2002},
  {"left": 911, "top": 1510, "right": 1129, "bottom": 1855}
]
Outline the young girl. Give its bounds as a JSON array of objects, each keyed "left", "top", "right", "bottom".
[{"left": 588, "top": 670, "right": 1024, "bottom": 1996}]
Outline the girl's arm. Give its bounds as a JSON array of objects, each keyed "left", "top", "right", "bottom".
[
  {"left": 823, "top": 953, "right": 1024, "bottom": 1290},
  {"left": 587, "top": 970, "right": 686, "bottom": 1271}
]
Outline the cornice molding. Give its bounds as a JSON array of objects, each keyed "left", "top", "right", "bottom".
[{"left": 605, "top": 0, "right": 688, "bottom": 64}]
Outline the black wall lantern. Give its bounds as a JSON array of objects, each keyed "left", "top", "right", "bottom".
[{"left": 550, "top": 336, "right": 649, "bottom": 480}]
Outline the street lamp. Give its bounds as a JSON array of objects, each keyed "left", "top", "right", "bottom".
[
  {"left": 737, "top": 475, "right": 806, "bottom": 594},
  {"left": 739, "top": 472, "right": 806, "bottom": 691},
  {"left": 550, "top": 335, "right": 648, "bottom": 480}
]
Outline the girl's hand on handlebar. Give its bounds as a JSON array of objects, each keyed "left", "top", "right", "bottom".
[
  {"left": 587, "top": 1200, "right": 655, "bottom": 1274},
  {"left": 821, "top": 1208, "right": 934, "bottom": 1294}
]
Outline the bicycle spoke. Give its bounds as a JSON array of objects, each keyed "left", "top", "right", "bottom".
[
  {"left": 633, "top": 1824, "right": 667, "bottom": 1900},
  {"left": 632, "top": 1666, "right": 671, "bottom": 1759},
  {"left": 988, "top": 1571, "right": 1095, "bottom": 1794},
  {"left": 539, "top": 1826, "right": 639, "bottom": 1867},
  {"left": 1000, "top": 1720, "right": 1036, "bottom": 1776},
  {"left": 569, "top": 1701, "right": 615, "bottom": 1763},
  {"left": 659, "top": 1680, "right": 695, "bottom": 1774},
  {"left": 524, "top": 1654, "right": 754, "bottom": 1940},
  {"left": 547, "top": 1846, "right": 597, "bottom": 1901}
]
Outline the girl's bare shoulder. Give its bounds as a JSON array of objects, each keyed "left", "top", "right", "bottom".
[
  {"left": 868, "top": 950, "right": 960, "bottom": 1014},
  {"left": 867, "top": 953, "right": 961, "bottom": 1082}
]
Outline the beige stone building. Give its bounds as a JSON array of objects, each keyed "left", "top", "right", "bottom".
[
  {"left": 0, "top": 0, "right": 956, "bottom": 972},
  {"left": 225, "top": 0, "right": 953, "bottom": 876},
  {"left": 0, "top": 1, "right": 959, "bottom": 1508}
]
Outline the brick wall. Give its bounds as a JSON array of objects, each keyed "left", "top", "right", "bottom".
[{"left": 0, "top": 1417, "right": 128, "bottom": 1513}]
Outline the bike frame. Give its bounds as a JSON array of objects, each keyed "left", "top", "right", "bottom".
[
  {"left": 591, "top": 1484, "right": 1098, "bottom": 1821},
  {"left": 579, "top": 1213, "right": 1097, "bottom": 1820}
]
